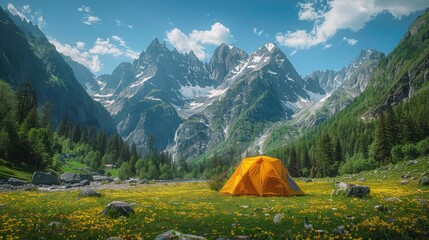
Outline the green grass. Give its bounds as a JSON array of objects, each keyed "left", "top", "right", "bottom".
[
  {"left": 60, "top": 160, "right": 90, "bottom": 174},
  {"left": 1, "top": 158, "right": 428, "bottom": 239},
  {"left": 105, "top": 168, "right": 119, "bottom": 177},
  {"left": 0, "top": 164, "right": 32, "bottom": 181}
]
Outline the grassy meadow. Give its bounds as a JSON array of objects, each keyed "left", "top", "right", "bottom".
[{"left": 1, "top": 158, "right": 428, "bottom": 239}]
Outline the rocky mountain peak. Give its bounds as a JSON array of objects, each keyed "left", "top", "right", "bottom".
[{"left": 209, "top": 43, "right": 248, "bottom": 83}]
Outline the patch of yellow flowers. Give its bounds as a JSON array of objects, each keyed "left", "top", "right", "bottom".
[{"left": 0, "top": 179, "right": 427, "bottom": 239}]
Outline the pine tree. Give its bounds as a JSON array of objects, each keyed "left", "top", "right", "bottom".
[
  {"left": 374, "top": 113, "right": 392, "bottom": 164},
  {"left": 16, "top": 82, "right": 37, "bottom": 124}
]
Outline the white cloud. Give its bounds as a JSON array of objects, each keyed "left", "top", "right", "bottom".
[
  {"left": 7, "top": 3, "right": 46, "bottom": 29},
  {"left": 166, "top": 28, "right": 206, "bottom": 60},
  {"left": 76, "top": 41, "right": 86, "bottom": 49},
  {"left": 78, "top": 5, "right": 91, "bottom": 13},
  {"left": 7, "top": 3, "right": 29, "bottom": 22},
  {"left": 253, "top": 27, "right": 263, "bottom": 36},
  {"left": 277, "top": 0, "right": 429, "bottom": 50},
  {"left": 89, "top": 38, "right": 122, "bottom": 56},
  {"left": 298, "top": 2, "right": 322, "bottom": 21},
  {"left": 50, "top": 36, "right": 140, "bottom": 73},
  {"left": 125, "top": 49, "right": 140, "bottom": 59},
  {"left": 83, "top": 15, "right": 101, "bottom": 25},
  {"left": 49, "top": 37, "right": 102, "bottom": 72},
  {"left": 166, "top": 22, "right": 233, "bottom": 60},
  {"left": 343, "top": 37, "right": 358, "bottom": 46},
  {"left": 324, "top": 43, "right": 332, "bottom": 49},
  {"left": 77, "top": 5, "right": 101, "bottom": 26},
  {"left": 22, "top": 5, "right": 31, "bottom": 13},
  {"left": 116, "top": 20, "right": 133, "bottom": 29},
  {"left": 112, "top": 35, "right": 126, "bottom": 47},
  {"left": 189, "top": 22, "right": 232, "bottom": 45}
]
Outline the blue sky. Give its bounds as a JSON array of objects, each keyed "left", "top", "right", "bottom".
[{"left": 1, "top": 0, "right": 428, "bottom": 76}]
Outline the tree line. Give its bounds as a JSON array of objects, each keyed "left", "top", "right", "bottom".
[{"left": 268, "top": 87, "right": 429, "bottom": 178}]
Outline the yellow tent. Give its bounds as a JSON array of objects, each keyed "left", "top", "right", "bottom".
[{"left": 220, "top": 156, "right": 304, "bottom": 196}]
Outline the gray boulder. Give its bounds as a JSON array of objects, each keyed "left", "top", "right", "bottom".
[
  {"left": 60, "top": 172, "right": 81, "bottom": 183},
  {"left": 32, "top": 172, "right": 60, "bottom": 185},
  {"left": 93, "top": 176, "right": 113, "bottom": 182},
  {"left": 79, "top": 174, "right": 93, "bottom": 181},
  {"left": 156, "top": 230, "right": 207, "bottom": 240},
  {"left": 347, "top": 185, "right": 370, "bottom": 198},
  {"left": 336, "top": 182, "right": 370, "bottom": 198},
  {"left": 7, "top": 177, "right": 27, "bottom": 186},
  {"left": 70, "top": 180, "right": 90, "bottom": 187},
  {"left": 419, "top": 177, "right": 429, "bottom": 186},
  {"left": 79, "top": 189, "right": 101, "bottom": 197},
  {"left": 102, "top": 201, "right": 134, "bottom": 217}
]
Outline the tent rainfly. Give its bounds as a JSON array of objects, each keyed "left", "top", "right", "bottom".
[{"left": 220, "top": 156, "right": 304, "bottom": 196}]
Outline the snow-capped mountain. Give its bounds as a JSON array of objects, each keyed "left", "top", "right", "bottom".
[{"left": 70, "top": 38, "right": 382, "bottom": 161}]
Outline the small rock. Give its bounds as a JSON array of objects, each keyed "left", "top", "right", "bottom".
[
  {"left": 346, "top": 185, "right": 370, "bottom": 198},
  {"left": 421, "top": 172, "right": 429, "bottom": 176},
  {"left": 383, "top": 197, "right": 400, "bottom": 202},
  {"left": 0, "top": 204, "right": 6, "bottom": 207},
  {"left": 401, "top": 174, "right": 411, "bottom": 179},
  {"left": 79, "top": 189, "right": 101, "bottom": 197},
  {"left": 358, "top": 178, "right": 366, "bottom": 182},
  {"left": 418, "top": 177, "right": 429, "bottom": 186},
  {"left": 102, "top": 201, "right": 134, "bottom": 217},
  {"left": 125, "top": 179, "right": 138, "bottom": 184},
  {"left": 106, "top": 237, "right": 123, "bottom": 240},
  {"left": 374, "top": 205, "right": 387, "bottom": 212},
  {"left": 155, "top": 230, "right": 206, "bottom": 240},
  {"left": 304, "top": 179, "right": 312, "bottom": 182},
  {"left": 48, "top": 222, "right": 62, "bottom": 227},
  {"left": 380, "top": 166, "right": 389, "bottom": 170},
  {"left": 400, "top": 180, "right": 409, "bottom": 185},
  {"left": 404, "top": 160, "right": 417, "bottom": 166},
  {"left": 273, "top": 213, "right": 284, "bottom": 224}
]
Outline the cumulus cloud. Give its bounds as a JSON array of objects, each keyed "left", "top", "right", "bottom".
[
  {"left": 298, "top": 2, "right": 322, "bottom": 21},
  {"left": 324, "top": 43, "right": 332, "bottom": 49},
  {"left": 7, "top": 3, "right": 46, "bottom": 28},
  {"left": 49, "top": 38, "right": 102, "bottom": 72},
  {"left": 50, "top": 36, "right": 140, "bottom": 73},
  {"left": 343, "top": 37, "right": 358, "bottom": 46},
  {"left": 166, "top": 22, "right": 233, "bottom": 60},
  {"left": 277, "top": 0, "right": 429, "bottom": 50}
]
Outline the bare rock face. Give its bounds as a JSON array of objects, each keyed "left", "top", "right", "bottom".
[{"left": 102, "top": 201, "right": 134, "bottom": 218}]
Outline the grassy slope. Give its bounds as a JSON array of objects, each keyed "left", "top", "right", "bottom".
[
  {"left": 0, "top": 164, "right": 32, "bottom": 181},
  {"left": 0, "top": 157, "right": 428, "bottom": 239}
]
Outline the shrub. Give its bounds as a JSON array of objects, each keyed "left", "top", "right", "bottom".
[
  {"left": 401, "top": 144, "right": 419, "bottom": 160},
  {"left": 339, "top": 153, "right": 377, "bottom": 175},
  {"left": 207, "top": 175, "right": 227, "bottom": 191},
  {"left": 391, "top": 145, "right": 404, "bottom": 163},
  {"left": 416, "top": 137, "right": 429, "bottom": 156}
]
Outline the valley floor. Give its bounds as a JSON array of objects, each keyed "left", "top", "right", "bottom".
[{"left": 0, "top": 158, "right": 428, "bottom": 239}]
